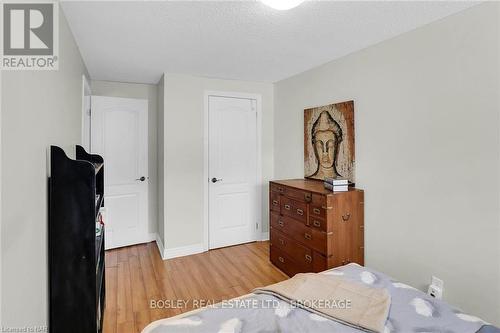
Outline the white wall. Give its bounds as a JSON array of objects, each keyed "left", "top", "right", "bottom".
[
  {"left": 0, "top": 64, "right": 3, "bottom": 329},
  {"left": 157, "top": 75, "right": 165, "bottom": 245},
  {"left": 1, "top": 9, "right": 89, "bottom": 327},
  {"left": 159, "top": 74, "right": 274, "bottom": 253},
  {"left": 274, "top": 3, "right": 499, "bottom": 324},
  {"left": 90, "top": 80, "right": 159, "bottom": 237},
  {"left": 81, "top": 76, "right": 92, "bottom": 150}
]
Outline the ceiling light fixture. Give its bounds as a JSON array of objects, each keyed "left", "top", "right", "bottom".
[{"left": 260, "top": 0, "right": 305, "bottom": 10}]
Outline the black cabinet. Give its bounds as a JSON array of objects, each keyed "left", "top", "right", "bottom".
[{"left": 48, "top": 145, "right": 105, "bottom": 333}]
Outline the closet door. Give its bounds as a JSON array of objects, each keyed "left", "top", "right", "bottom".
[{"left": 208, "top": 95, "right": 258, "bottom": 249}]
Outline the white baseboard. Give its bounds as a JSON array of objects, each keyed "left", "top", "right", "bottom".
[
  {"left": 155, "top": 233, "right": 165, "bottom": 259},
  {"left": 163, "top": 243, "right": 205, "bottom": 259},
  {"left": 154, "top": 233, "right": 269, "bottom": 260},
  {"left": 154, "top": 234, "right": 205, "bottom": 260}
]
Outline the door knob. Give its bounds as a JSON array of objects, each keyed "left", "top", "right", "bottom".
[
  {"left": 211, "top": 178, "right": 222, "bottom": 183},
  {"left": 136, "top": 176, "right": 146, "bottom": 182}
]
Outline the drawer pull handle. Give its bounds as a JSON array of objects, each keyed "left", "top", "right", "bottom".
[
  {"left": 313, "top": 220, "right": 321, "bottom": 227},
  {"left": 313, "top": 208, "right": 321, "bottom": 215},
  {"left": 278, "top": 256, "right": 285, "bottom": 263},
  {"left": 278, "top": 220, "right": 284, "bottom": 227},
  {"left": 279, "top": 239, "right": 285, "bottom": 245},
  {"left": 304, "top": 193, "right": 312, "bottom": 202},
  {"left": 278, "top": 187, "right": 284, "bottom": 193},
  {"left": 272, "top": 200, "right": 279, "bottom": 206},
  {"left": 304, "top": 233, "right": 312, "bottom": 240},
  {"left": 296, "top": 208, "right": 304, "bottom": 216},
  {"left": 342, "top": 213, "right": 351, "bottom": 222},
  {"left": 305, "top": 254, "right": 312, "bottom": 262},
  {"left": 284, "top": 204, "right": 291, "bottom": 210}
]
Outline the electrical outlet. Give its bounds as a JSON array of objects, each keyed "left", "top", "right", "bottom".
[
  {"left": 428, "top": 285, "right": 443, "bottom": 299},
  {"left": 427, "top": 276, "right": 444, "bottom": 299},
  {"left": 431, "top": 276, "right": 444, "bottom": 290}
]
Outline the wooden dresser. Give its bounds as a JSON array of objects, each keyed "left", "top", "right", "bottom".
[{"left": 269, "top": 179, "right": 364, "bottom": 277}]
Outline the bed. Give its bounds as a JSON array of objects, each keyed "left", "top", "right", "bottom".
[{"left": 142, "top": 263, "right": 498, "bottom": 333}]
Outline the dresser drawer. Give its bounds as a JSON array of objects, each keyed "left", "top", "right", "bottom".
[
  {"left": 285, "top": 217, "right": 327, "bottom": 254},
  {"left": 284, "top": 187, "right": 312, "bottom": 203},
  {"left": 270, "top": 183, "right": 285, "bottom": 194},
  {"left": 270, "top": 246, "right": 304, "bottom": 277},
  {"left": 310, "top": 205, "right": 326, "bottom": 219},
  {"left": 312, "top": 251, "right": 328, "bottom": 273},
  {"left": 281, "top": 196, "right": 307, "bottom": 224},
  {"left": 271, "top": 229, "right": 312, "bottom": 270},
  {"left": 309, "top": 216, "right": 327, "bottom": 232},
  {"left": 270, "top": 212, "right": 291, "bottom": 234},
  {"left": 270, "top": 191, "right": 281, "bottom": 213}
]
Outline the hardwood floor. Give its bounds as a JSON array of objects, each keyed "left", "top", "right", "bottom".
[{"left": 102, "top": 241, "right": 287, "bottom": 333}]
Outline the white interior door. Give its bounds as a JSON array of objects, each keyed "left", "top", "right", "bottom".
[
  {"left": 208, "top": 95, "right": 258, "bottom": 249},
  {"left": 91, "top": 96, "right": 149, "bottom": 249}
]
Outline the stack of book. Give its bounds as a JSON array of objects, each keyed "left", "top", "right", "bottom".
[{"left": 324, "top": 178, "right": 349, "bottom": 192}]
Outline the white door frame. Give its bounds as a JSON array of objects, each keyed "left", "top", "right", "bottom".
[
  {"left": 0, "top": 69, "right": 3, "bottom": 327},
  {"left": 81, "top": 75, "right": 91, "bottom": 151},
  {"left": 203, "top": 91, "right": 262, "bottom": 251}
]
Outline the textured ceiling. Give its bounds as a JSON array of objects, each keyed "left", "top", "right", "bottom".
[{"left": 61, "top": 1, "right": 478, "bottom": 84}]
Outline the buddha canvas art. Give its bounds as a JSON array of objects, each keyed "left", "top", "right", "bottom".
[{"left": 304, "top": 101, "right": 355, "bottom": 182}]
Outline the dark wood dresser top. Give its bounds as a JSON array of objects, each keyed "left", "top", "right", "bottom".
[{"left": 270, "top": 179, "right": 363, "bottom": 196}]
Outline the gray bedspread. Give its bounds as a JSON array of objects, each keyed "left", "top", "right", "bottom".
[{"left": 142, "top": 263, "right": 494, "bottom": 333}]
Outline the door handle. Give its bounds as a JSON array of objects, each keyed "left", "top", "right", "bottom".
[
  {"left": 211, "top": 178, "right": 223, "bottom": 183},
  {"left": 136, "top": 176, "right": 146, "bottom": 182}
]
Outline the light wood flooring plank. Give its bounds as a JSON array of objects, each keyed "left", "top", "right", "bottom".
[{"left": 103, "top": 241, "right": 286, "bottom": 333}]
